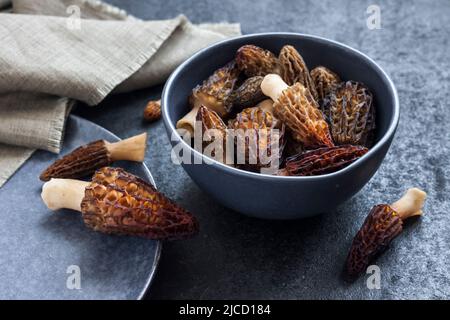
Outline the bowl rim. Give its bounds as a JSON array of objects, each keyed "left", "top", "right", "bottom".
[{"left": 162, "top": 32, "right": 400, "bottom": 181}]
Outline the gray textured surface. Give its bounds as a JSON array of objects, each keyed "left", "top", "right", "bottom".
[
  {"left": 0, "top": 116, "right": 160, "bottom": 299},
  {"left": 73, "top": 0, "right": 449, "bottom": 299}
]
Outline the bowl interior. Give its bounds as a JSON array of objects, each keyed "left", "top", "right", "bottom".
[{"left": 164, "top": 33, "right": 397, "bottom": 169}]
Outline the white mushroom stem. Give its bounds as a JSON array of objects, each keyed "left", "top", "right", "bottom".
[
  {"left": 261, "top": 74, "right": 289, "bottom": 101},
  {"left": 105, "top": 132, "right": 147, "bottom": 162},
  {"left": 176, "top": 104, "right": 200, "bottom": 136},
  {"left": 391, "top": 188, "right": 427, "bottom": 220},
  {"left": 41, "top": 179, "right": 88, "bottom": 212},
  {"left": 256, "top": 99, "right": 275, "bottom": 113}
]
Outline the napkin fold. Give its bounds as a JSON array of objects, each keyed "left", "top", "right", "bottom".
[{"left": 0, "top": 0, "right": 241, "bottom": 187}]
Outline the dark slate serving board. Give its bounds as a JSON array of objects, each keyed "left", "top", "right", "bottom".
[{"left": 0, "top": 116, "right": 160, "bottom": 300}]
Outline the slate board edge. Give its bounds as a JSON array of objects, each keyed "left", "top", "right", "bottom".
[{"left": 72, "top": 115, "right": 162, "bottom": 300}]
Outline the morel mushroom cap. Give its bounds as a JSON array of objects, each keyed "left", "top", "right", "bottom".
[
  {"left": 197, "top": 105, "right": 227, "bottom": 134},
  {"left": 39, "top": 133, "right": 147, "bottom": 181},
  {"left": 326, "top": 81, "right": 375, "bottom": 146},
  {"left": 261, "top": 74, "right": 334, "bottom": 148},
  {"left": 229, "top": 76, "right": 266, "bottom": 111},
  {"left": 284, "top": 145, "right": 368, "bottom": 176},
  {"left": 236, "top": 45, "right": 281, "bottom": 77},
  {"left": 143, "top": 99, "right": 162, "bottom": 122},
  {"left": 345, "top": 188, "right": 427, "bottom": 278},
  {"left": 310, "top": 66, "right": 341, "bottom": 107},
  {"left": 229, "top": 101, "right": 282, "bottom": 131},
  {"left": 177, "top": 61, "right": 239, "bottom": 134},
  {"left": 279, "top": 45, "right": 318, "bottom": 101},
  {"left": 196, "top": 106, "right": 231, "bottom": 164},
  {"left": 192, "top": 60, "right": 239, "bottom": 117},
  {"left": 228, "top": 105, "right": 285, "bottom": 172},
  {"left": 41, "top": 167, "right": 199, "bottom": 240}
]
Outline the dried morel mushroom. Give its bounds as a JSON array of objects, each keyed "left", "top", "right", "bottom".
[
  {"left": 143, "top": 99, "right": 161, "bottom": 122},
  {"left": 229, "top": 104, "right": 285, "bottom": 172},
  {"left": 261, "top": 74, "right": 334, "bottom": 148},
  {"left": 196, "top": 106, "right": 229, "bottom": 163},
  {"left": 41, "top": 167, "right": 199, "bottom": 240},
  {"left": 197, "top": 105, "right": 227, "bottom": 135},
  {"left": 279, "top": 45, "right": 318, "bottom": 101},
  {"left": 229, "top": 76, "right": 265, "bottom": 111},
  {"left": 345, "top": 188, "right": 427, "bottom": 278},
  {"left": 236, "top": 45, "right": 281, "bottom": 77},
  {"left": 284, "top": 145, "right": 368, "bottom": 176},
  {"left": 177, "top": 61, "right": 239, "bottom": 134},
  {"left": 326, "top": 81, "right": 375, "bottom": 146},
  {"left": 39, "top": 133, "right": 147, "bottom": 181},
  {"left": 310, "top": 66, "right": 341, "bottom": 107}
]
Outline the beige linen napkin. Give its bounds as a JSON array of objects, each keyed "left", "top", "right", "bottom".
[{"left": 0, "top": 0, "right": 241, "bottom": 187}]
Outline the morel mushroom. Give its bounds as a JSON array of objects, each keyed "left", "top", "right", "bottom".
[
  {"left": 284, "top": 145, "right": 368, "bottom": 176},
  {"left": 229, "top": 76, "right": 266, "bottom": 111},
  {"left": 229, "top": 104, "right": 285, "bottom": 173},
  {"left": 326, "top": 81, "right": 375, "bottom": 146},
  {"left": 196, "top": 106, "right": 230, "bottom": 164},
  {"left": 176, "top": 61, "right": 239, "bottom": 134},
  {"left": 345, "top": 188, "right": 427, "bottom": 278},
  {"left": 310, "top": 66, "right": 341, "bottom": 108},
  {"left": 40, "top": 133, "right": 147, "bottom": 181},
  {"left": 236, "top": 45, "right": 281, "bottom": 77},
  {"left": 143, "top": 99, "right": 161, "bottom": 122},
  {"left": 261, "top": 74, "right": 334, "bottom": 148},
  {"left": 279, "top": 45, "right": 318, "bottom": 101},
  {"left": 41, "top": 167, "right": 199, "bottom": 240}
]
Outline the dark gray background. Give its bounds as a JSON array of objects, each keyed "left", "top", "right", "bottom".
[{"left": 74, "top": 0, "right": 450, "bottom": 299}]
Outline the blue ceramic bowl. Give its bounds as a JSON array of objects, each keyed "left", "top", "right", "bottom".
[{"left": 162, "top": 33, "right": 399, "bottom": 219}]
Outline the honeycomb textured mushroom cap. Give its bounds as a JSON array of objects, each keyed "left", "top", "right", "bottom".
[
  {"left": 176, "top": 61, "right": 239, "bottom": 134},
  {"left": 81, "top": 167, "right": 199, "bottom": 240},
  {"left": 229, "top": 106, "right": 285, "bottom": 172},
  {"left": 310, "top": 66, "right": 341, "bottom": 106},
  {"left": 284, "top": 145, "right": 368, "bottom": 176},
  {"left": 191, "top": 60, "right": 240, "bottom": 117},
  {"left": 279, "top": 45, "right": 318, "bottom": 100},
  {"left": 143, "top": 99, "right": 162, "bottom": 122},
  {"left": 40, "top": 140, "right": 111, "bottom": 181},
  {"left": 229, "top": 76, "right": 265, "bottom": 110},
  {"left": 236, "top": 45, "right": 281, "bottom": 77},
  {"left": 327, "top": 81, "right": 375, "bottom": 146},
  {"left": 274, "top": 82, "right": 334, "bottom": 148},
  {"left": 346, "top": 204, "right": 403, "bottom": 277},
  {"left": 196, "top": 106, "right": 229, "bottom": 163}
]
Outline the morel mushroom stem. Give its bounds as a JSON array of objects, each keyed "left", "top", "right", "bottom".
[
  {"left": 391, "top": 188, "right": 427, "bottom": 220},
  {"left": 260, "top": 74, "right": 289, "bottom": 101},
  {"left": 176, "top": 104, "right": 200, "bottom": 136},
  {"left": 106, "top": 132, "right": 147, "bottom": 162},
  {"left": 42, "top": 179, "right": 89, "bottom": 212},
  {"left": 256, "top": 99, "right": 275, "bottom": 113},
  {"left": 40, "top": 133, "right": 148, "bottom": 181}
]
